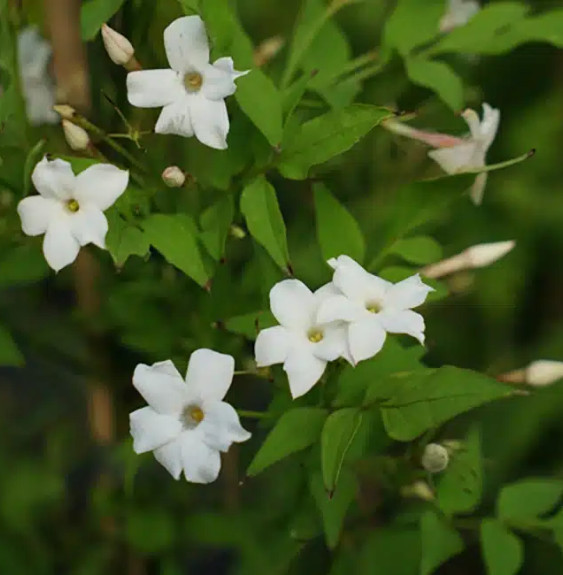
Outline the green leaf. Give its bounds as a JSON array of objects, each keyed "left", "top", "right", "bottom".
[
  {"left": 223, "top": 310, "right": 277, "bottom": 341},
  {"left": 405, "top": 58, "right": 464, "bottom": 112},
  {"left": 80, "top": 0, "right": 125, "bottom": 41},
  {"left": 0, "top": 324, "right": 24, "bottom": 366},
  {"left": 142, "top": 214, "right": 209, "bottom": 287},
  {"left": 247, "top": 407, "right": 328, "bottom": 476},
  {"left": 310, "top": 470, "right": 356, "bottom": 549},
  {"left": 314, "top": 183, "right": 365, "bottom": 264},
  {"left": 235, "top": 71, "right": 284, "bottom": 147},
  {"left": 389, "top": 236, "right": 442, "bottom": 265},
  {"left": 321, "top": 408, "right": 363, "bottom": 494},
  {"left": 420, "top": 511, "right": 464, "bottom": 575},
  {"left": 126, "top": 508, "right": 175, "bottom": 554},
  {"left": 480, "top": 519, "right": 523, "bottom": 575},
  {"left": 105, "top": 212, "right": 149, "bottom": 267},
  {"left": 361, "top": 528, "right": 421, "bottom": 575},
  {"left": 498, "top": 479, "right": 563, "bottom": 522},
  {"left": 437, "top": 426, "right": 483, "bottom": 515},
  {"left": 240, "top": 176, "right": 290, "bottom": 271},
  {"left": 365, "top": 366, "right": 514, "bottom": 441},
  {"left": 278, "top": 104, "right": 393, "bottom": 180},
  {"left": 23, "top": 139, "right": 46, "bottom": 196},
  {"left": 0, "top": 244, "right": 49, "bottom": 287},
  {"left": 200, "top": 196, "right": 234, "bottom": 261}
]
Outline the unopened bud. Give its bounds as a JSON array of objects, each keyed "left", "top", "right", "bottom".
[
  {"left": 526, "top": 361, "right": 563, "bottom": 386},
  {"left": 53, "top": 104, "right": 76, "bottom": 120},
  {"left": 229, "top": 224, "right": 246, "bottom": 239},
  {"left": 62, "top": 119, "right": 90, "bottom": 151},
  {"left": 401, "top": 480, "right": 435, "bottom": 501},
  {"left": 421, "top": 443, "right": 449, "bottom": 473},
  {"left": 161, "top": 166, "right": 186, "bottom": 187},
  {"left": 101, "top": 23, "right": 135, "bottom": 66},
  {"left": 253, "top": 35, "right": 285, "bottom": 67}
]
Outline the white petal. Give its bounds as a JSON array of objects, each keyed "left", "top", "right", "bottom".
[
  {"left": 199, "top": 401, "right": 251, "bottom": 452},
  {"left": 461, "top": 108, "right": 482, "bottom": 140},
  {"left": 255, "top": 325, "right": 291, "bottom": 367},
  {"left": 202, "top": 58, "right": 248, "bottom": 101},
  {"left": 180, "top": 431, "right": 221, "bottom": 484},
  {"left": 330, "top": 255, "right": 390, "bottom": 303},
  {"left": 126, "top": 69, "right": 183, "bottom": 108},
  {"left": 270, "top": 279, "right": 315, "bottom": 330},
  {"left": 283, "top": 348, "right": 326, "bottom": 398},
  {"left": 189, "top": 95, "right": 229, "bottom": 150},
  {"left": 129, "top": 406, "right": 182, "bottom": 453},
  {"left": 31, "top": 156, "right": 75, "bottom": 200},
  {"left": 378, "top": 309, "right": 426, "bottom": 344},
  {"left": 68, "top": 206, "right": 108, "bottom": 249},
  {"left": 348, "top": 317, "right": 387, "bottom": 364},
  {"left": 132, "top": 360, "right": 188, "bottom": 415},
  {"left": 383, "top": 274, "right": 433, "bottom": 310},
  {"left": 42, "top": 220, "right": 80, "bottom": 272},
  {"left": 17, "top": 196, "right": 59, "bottom": 236},
  {"left": 316, "top": 294, "right": 364, "bottom": 324},
  {"left": 314, "top": 282, "right": 342, "bottom": 301},
  {"left": 185, "top": 348, "right": 234, "bottom": 402},
  {"left": 428, "top": 141, "right": 480, "bottom": 173},
  {"left": 479, "top": 103, "right": 500, "bottom": 151},
  {"left": 154, "top": 437, "right": 184, "bottom": 479},
  {"left": 164, "top": 16, "right": 209, "bottom": 73},
  {"left": 313, "top": 324, "right": 348, "bottom": 362},
  {"left": 74, "top": 164, "right": 129, "bottom": 211},
  {"left": 470, "top": 172, "right": 488, "bottom": 205},
  {"left": 155, "top": 97, "right": 194, "bottom": 137}
]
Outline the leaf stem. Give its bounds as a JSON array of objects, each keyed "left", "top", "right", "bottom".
[{"left": 237, "top": 410, "right": 270, "bottom": 419}]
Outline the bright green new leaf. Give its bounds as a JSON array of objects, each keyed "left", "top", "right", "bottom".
[
  {"left": 405, "top": 58, "right": 464, "bottom": 112},
  {"left": 240, "top": 176, "right": 290, "bottom": 271},
  {"left": 321, "top": 408, "right": 363, "bottom": 494},
  {"left": 480, "top": 519, "right": 523, "bottom": 575},
  {"left": 314, "top": 183, "right": 365, "bottom": 264},
  {"left": 497, "top": 479, "right": 563, "bottom": 522},
  {"left": 142, "top": 214, "right": 209, "bottom": 287},
  {"left": 247, "top": 407, "right": 328, "bottom": 476},
  {"left": 200, "top": 196, "right": 234, "bottom": 261},
  {"left": 105, "top": 212, "right": 149, "bottom": 267},
  {"left": 223, "top": 310, "right": 277, "bottom": 341},
  {"left": 278, "top": 105, "right": 393, "bottom": 179},
  {"left": 419, "top": 511, "right": 464, "bottom": 575},
  {"left": 389, "top": 236, "right": 443, "bottom": 266},
  {"left": 0, "top": 324, "right": 24, "bottom": 366},
  {"left": 80, "top": 0, "right": 125, "bottom": 41}
]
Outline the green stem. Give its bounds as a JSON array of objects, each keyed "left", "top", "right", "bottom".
[
  {"left": 237, "top": 410, "right": 270, "bottom": 419},
  {"left": 333, "top": 61, "right": 388, "bottom": 89}
]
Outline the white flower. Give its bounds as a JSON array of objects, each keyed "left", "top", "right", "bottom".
[
  {"left": 440, "top": 0, "right": 480, "bottom": 33},
  {"left": 421, "top": 443, "right": 449, "bottom": 473},
  {"left": 17, "top": 27, "right": 58, "bottom": 126},
  {"left": 317, "top": 256, "right": 433, "bottom": 364},
  {"left": 255, "top": 280, "right": 350, "bottom": 399},
  {"left": 428, "top": 103, "right": 500, "bottom": 205},
  {"left": 17, "top": 156, "right": 129, "bottom": 272},
  {"left": 126, "top": 16, "right": 248, "bottom": 149},
  {"left": 130, "top": 349, "right": 251, "bottom": 483}
]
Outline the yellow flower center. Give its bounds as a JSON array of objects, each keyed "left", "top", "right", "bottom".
[
  {"left": 367, "top": 302, "right": 381, "bottom": 314},
  {"left": 308, "top": 329, "right": 324, "bottom": 343},
  {"left": 182, "top": 405, "right": 205, "bottom": 428},
  {"left": 184, "top": 72, "right": 203, "bottom": 92},
  {"left": 66, "top": 199, "right": 80, "bottom": 213}
]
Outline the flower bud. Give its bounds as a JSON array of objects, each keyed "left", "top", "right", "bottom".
[
  {"left": 101, "top": 23, "right": 135, "bottom": 66},
  {"left": 229, "top": 224, "right": 246, "bottom": 239},
  {"left": 401, "top": 481, "right": 435, "bottom": 501},
  {"left": 253, "top": 35, "right": 285, "bottom": 67},
  {"left": 62, "top": 119, "right": 90, "bottom": 151},
  {"left": 161, "top": 166, "right": 186, "bottom": 187},
  {"left": 421, "top": 443, "right": 449, "bottom": 473},
  {"left": 526, "top": 360, "right": 563, "bottom": 387},
  {"left": 465, "top": 240, "right": 515, "bottom": 268},
  {"left": 53, "top": 104, "right": 76, "bottom": 120}
]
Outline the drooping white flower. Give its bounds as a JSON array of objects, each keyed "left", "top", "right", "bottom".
[
  {"left": 17, "top": 156, "right": 129, "bottom": 272},
  {"left": 317, "top": 256, "right": 433, "bottom": 364},
  {"left": 126, "top": 16, "right": 248, "bottom": 149},
  {"left": 255, "top": 280, "right": 350, "bottom": 399},
  {"left": 421, "top": 443, "right": 449, "bottom": 473},
  {"left": 440, "top": 0, "right": 480, "bottom": 33},
  {"left": 130, "top": 349, "right": 251, "bottom": 483}
]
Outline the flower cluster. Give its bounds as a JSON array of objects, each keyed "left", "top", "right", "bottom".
[{"left": 255, "top": 255, "right": 433, "bottom": 398}]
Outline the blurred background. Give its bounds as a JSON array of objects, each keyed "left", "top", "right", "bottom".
[{"left": 0, "top": 0, "right": 562, "bottom": 573}]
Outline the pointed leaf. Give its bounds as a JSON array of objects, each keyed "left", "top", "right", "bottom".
[
  {"left": 480, "top": 520, "right": 523, "bottom": 575},
  {"left": 498, "top": 479, "right": 563, "bottom": 522},
  {"left": 420, "top": 511, "right": 464, "bottom": 575},
  {"left": 0, "top": 324, "right": 24, "bottom": 366},
  {"left": 106, "top": 212, "right": 149, "bottom": 267},
  {"left": 200, "top": 196, "right": 234, "bottom": 261}
]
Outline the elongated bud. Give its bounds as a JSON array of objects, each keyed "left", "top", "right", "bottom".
[
  {"left": 401, "top": 481, "right": 435, "bottom": 501},
  {"left": 422, "top": 240, "right": 515, "bottom": 279},
  {"left": 101, "top": 23, "right": 135, "bottom": 66},
  {"left": 53, "top": 104, "right": 77, "bottom": 120},
  {"left": 383, "top": 119, "right": 464, "bottom": 148},
  {"left": 62, "top": 119, "right": 90, "bottom": 151},
  {"left": 502, "top": 360, "right": 563, "bottom": 387},
  {"left": 253, "top": 35, "right": 285, "bottom": 67},
  {"left": 161, "top": 166, "right": 186, "bottom": 187},
  {"left": 421, "top": 443, "right": 449, "bottom": 473}
]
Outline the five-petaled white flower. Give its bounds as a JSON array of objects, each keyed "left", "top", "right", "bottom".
[
  {"left": 17, "top": 156, "right": 129, "bottom": 272},
  {"left": 255, "top": 280, "right": 350, "bottom": 399},
  {"left": 317, "top": 256, "right": 433, "bottom": 365},
  {"left": 126, "top": 16, "right": 248, "bottom": 150},
  {"left": 130, "top": 349, "right": 251, "bottom": 483},
  {"left": 439, "top": 0, "right": 480, "bottom": 33}
]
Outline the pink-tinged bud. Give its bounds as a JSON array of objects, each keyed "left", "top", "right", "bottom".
[
  {"left": 383, "top": 119, "right": 464, "bottom": 148},
  {"left": 101, "top": 23, "right": 134, "bottom": 66},
  {"left": 161, "top": 166, "right": 186, "bottom": 187},
  {"left": 53, "top": 104, "right": 76, "bottom": 120},
  {"left": 62, "top": 119, "right": 90, "bottom": 151}
]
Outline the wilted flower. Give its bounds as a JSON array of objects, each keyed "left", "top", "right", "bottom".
[
  {"left": 17, "top": 27, "right": 58, "bottom": 126},
  {"left": 62, "top": 119, "right": 90, "bottom": 151},
  {"left": 317, "top": 256, "right": 433, "bottom": 364},
  {"left": 440, "top": 0, "right": 480, "bottom": 33},
  {"left": 161, "top": 165, "right": 186, "bottom": 187},
  {"left": 130, "top": 349, "right": 251, "bottom": 483},
  {"left": 255, "top": 280, "right": 349, "bottom": 398},
  {"left": 127, "top": 16, "right": 248, "bottom": 149},
  {"left": 421, "top": 443, "right": 449, "bottom": 473},
  {"left": 101, "top": 23, "right": 135, "bottom": 67},
  {"left": 17, "top": 156, "right": 129, "bottom": 271}
]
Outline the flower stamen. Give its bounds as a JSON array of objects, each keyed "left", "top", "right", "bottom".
[
  {"left": 66, "top": 199, "right": 80, "bottom": 213},
  {"left": 366, "top": 302, "right": 381, "bottom": 314},
  {"left": 184, "top": 72, "right": 203, "bottom": 93},
  {"left": 181, "top": 404, "right": 205, "bottom": 429},
  {"left": 308, "top": 329, "right": 324, "bottom": 343}
]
